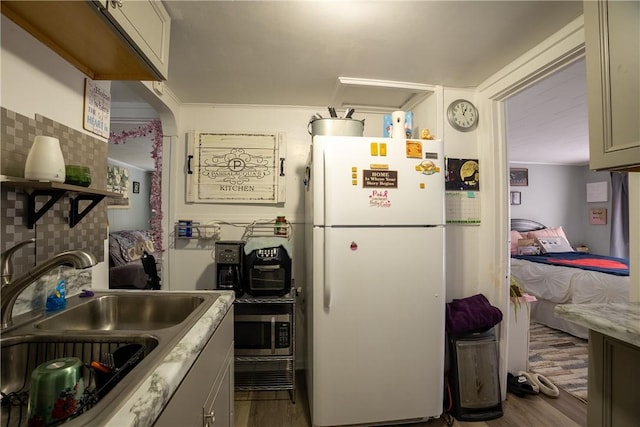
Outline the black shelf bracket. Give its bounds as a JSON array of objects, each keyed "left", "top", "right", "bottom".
[
  {"left": 27, "top": 190, "right": 66, "bottom": 229},
  {"left": 69, "top": 194, "right": 106, "bottom": 228}
]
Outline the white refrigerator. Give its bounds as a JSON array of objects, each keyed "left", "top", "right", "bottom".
[{"left": 305, "top": 135, "right": 446, "bottom": 426}]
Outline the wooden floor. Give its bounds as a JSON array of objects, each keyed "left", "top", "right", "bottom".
[{"left": 234, "top": 374, "right": 587, "bottom": 427}]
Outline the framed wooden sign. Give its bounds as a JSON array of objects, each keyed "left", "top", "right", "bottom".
[{"left": 186, "top": 131, "right": 286, "bottom": 204}]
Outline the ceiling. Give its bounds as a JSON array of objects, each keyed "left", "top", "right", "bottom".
[
  {"left": 506, "top": 57, "right": 589, "bottom": 166},
  {"left": 110, "top": 1, "right": 587, "bottom": 167}
]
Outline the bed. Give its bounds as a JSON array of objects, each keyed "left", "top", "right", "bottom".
[{"left": 510, "top": 219, "right": 629, "bottom": 339}]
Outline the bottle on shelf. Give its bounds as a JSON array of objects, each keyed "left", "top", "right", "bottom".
[{"left": 275, "top": 215, "right": 287, "bottom": 236}]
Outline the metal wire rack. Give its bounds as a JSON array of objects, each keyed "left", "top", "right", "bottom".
[
  {"left": 0, "top": 337, "right": 152, "bottom": 427},
  {"left": 241, "top": 220, "right": 292, "bottom": 241}
]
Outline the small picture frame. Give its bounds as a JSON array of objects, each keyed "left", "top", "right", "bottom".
[
  {"left": 510, "top": 191, "right": 521, "bottom": 205},
  {"left": 510, "top": 168, "right": 528, "bottom": 186},
  {"left": 589, "top": 208, "right": 607, "bottom": 225},
  {"left": 132, "top": 181, "right": 140, "bottom": 194}
]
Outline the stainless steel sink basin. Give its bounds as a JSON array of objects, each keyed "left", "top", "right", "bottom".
[
  {"left": 0, "top": 290, "right": 224, "bottom": 427},
  {"left": 1, "top": 334, "right": 159, "bottom": 394},
  {"left": 1, "top": 333, "right": 159, "bottom": 427},
  {"left": 35, "top": 294, "right": 205, "bottom": 331}
]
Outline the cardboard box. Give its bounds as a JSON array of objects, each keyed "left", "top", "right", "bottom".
[
  {"left": 517, "top": 239, "right": 535, "bottom": 247},
  {"left": 518, "top": 245, "right": 540, "bottom": 255}
]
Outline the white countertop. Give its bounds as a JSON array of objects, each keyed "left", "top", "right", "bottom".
[
  {"left": 104, "top": 290, "right": 235, "bottom": 426},
  {"left": 555, "top": 302, "right": 640, "bottom": 348}
]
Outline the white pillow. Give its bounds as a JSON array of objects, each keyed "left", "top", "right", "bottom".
[
  {"left": 526, "top": 226, "right": 568, "bottom": 241},
  {"left": 535, "top": 236, "right": 574, "bottom": 253}
]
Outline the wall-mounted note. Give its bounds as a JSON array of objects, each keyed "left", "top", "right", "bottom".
[{"left": 586, "top": 181, "right": 607, "bottom": 202}]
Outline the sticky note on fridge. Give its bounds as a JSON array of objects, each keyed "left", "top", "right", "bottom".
[
  {"left": 380, "top": 143, "right": 387, "bottom": 156},
  {"left": 370, "top": 143, "right": 378, "bottom": 156}
]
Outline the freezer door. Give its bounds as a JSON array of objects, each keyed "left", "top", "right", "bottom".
[
  {"left": 312, "top": 136, "right": 444, "bottom": 226},
  {"left": 311, "top": 226, "right": 445, "bottom": 426}
]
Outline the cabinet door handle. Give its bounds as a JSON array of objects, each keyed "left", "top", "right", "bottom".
[
  {"left": 204, "top": 410, "right": 215, "bottom": 426},
  {"left": 187, "top": 155, "right": 193, "bottom": 174},
  {"left": 110, "top": 0, "right": 123, "bottom": 8}
]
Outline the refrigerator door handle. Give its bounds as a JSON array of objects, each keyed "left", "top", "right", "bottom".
[{"left": 323, "top": 230, "right": 331, "bottom": 310}]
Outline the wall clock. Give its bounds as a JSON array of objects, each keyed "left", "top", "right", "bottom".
[{"left": 447, "top": 99, "right": 478, "bottom": 132}]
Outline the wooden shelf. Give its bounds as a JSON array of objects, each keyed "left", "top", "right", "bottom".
[{"left": 1, "top": 175, "right": 122, "bottom": 228}]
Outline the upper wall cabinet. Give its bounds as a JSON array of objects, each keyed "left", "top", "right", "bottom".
[
  {"left": 584, "top": 0, "right": 640, "bottom": 172},
  {"left": 1, "top": 0, "right": 170, "bottom": 81}
]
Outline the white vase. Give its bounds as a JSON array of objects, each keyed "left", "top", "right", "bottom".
[
  {"left": 24, "top": 136, "right": 66, "bottom": 182},
  {"left": 391, "top": 110, "right": 406, "bottom": 139}
]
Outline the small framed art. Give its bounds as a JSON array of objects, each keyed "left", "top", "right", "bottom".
[
  {"left": 133, "top": 181, "right": 140, "bottom": 194},
  {"left": 510, "top": 168, "right": 528, "bottom": 186},
  {"left": 510, "top": 191, "right": 521, "bottom": 205},
  {"left": 589, "top": 208, "right": 607, "bottom": 225}
]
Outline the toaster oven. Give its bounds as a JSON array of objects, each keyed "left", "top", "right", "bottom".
[{"left": 243, "top": 245, "right": 292, "bottom": 296}]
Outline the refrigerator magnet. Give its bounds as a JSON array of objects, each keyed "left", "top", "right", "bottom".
[
  {"left": 350, "top": 242, "right": 358, "bottom": 251},
  {"left": 417, "top": 160, "right": 439, "bottom": 175},
  {"left": 406, "top": 141, "right": 422, "bottom": 158}
]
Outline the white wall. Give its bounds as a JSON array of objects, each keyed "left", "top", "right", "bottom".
[
  {"left": 165, "top": 101, "right": 441, "bottom": 292},
  {"left": 441, "top": 88, "right": 483, "bottom": 301},
  {"left": 509, "top": 163, "right": 613, "bottom": 255},
  {"left": 107, "top": 160, "right": 153, "bottom": 232},
  {"left": 1, "top": 16, "right": 110, "bottom": 289}
]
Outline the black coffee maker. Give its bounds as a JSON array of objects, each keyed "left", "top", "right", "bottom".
[{"left": 215, "top": 241, "right": 245, "bottom": 296}]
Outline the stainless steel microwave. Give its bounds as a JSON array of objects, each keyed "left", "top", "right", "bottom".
[{"left": 234, "top": 311, "right": 292, "bottom": 356}]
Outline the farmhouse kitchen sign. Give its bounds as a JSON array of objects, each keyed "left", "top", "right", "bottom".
[{"left": 187, "top": 131, "right": 286, "bottom": 204}]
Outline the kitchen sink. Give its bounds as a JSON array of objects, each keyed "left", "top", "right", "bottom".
[
  {"left": 35, "top": 294, "right": 206, "bottom": 331},
  {"left": 1, "top": 333, "right": 158, "bottom": 427},
  {"left": 0, "top": 290, "right": 225, "bottom": 426}
]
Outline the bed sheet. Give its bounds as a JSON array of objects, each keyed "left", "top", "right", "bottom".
[{"left": 510, "top": 258, "right": 629, "bottom": 304}]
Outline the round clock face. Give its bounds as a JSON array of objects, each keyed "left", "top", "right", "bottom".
[{"left": 447, "top": 99, "right": 478, "bottom": 131}]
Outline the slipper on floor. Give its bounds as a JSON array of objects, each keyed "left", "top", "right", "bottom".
[
  {"left": 530, "top": 372, "right": 560, "bottom": 398},
  {"left": 507, "top": 372, "right": 539, "bottom": 397},
  {"left": 517, "top": 371, "right": 540, "bottom": 394}
]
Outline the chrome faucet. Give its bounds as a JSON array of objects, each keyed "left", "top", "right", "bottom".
[
  {"left": 1, "top": 250, "right": 97, "bottom": 328},
  {"left": 1, "top": 238, "right": 36, "bottom": 287}
]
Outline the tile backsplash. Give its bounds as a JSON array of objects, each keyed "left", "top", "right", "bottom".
[{"left": 1, "top": 107, "right": 109, "bottom": 304}]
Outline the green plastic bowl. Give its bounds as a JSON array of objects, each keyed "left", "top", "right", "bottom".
[{"left": 65, "top": 165, "right": 91, "bottom": 187}]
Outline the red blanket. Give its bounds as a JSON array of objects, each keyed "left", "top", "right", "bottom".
[{"left": 513, "top": 252, "right": 629, "bottom": 276}]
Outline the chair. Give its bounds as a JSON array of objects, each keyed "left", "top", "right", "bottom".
[{"left": 141, "top": 250, "right": 161, "bottom": 290}]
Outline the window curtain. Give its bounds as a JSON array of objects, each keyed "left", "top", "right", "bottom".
[{"left": 609, "top": 172, "right": 629, "bottom": 259}]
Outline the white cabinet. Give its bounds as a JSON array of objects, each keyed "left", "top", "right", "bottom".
[
  {"left": 585, "top": 0, "right": 640, "bottom": 171},
  {"left": 506, "top": 301, "right": 531, "bottom": 374},
  {"left": 156, "top": 308, "right": 234, "bottom": 427},
  {"left": 0, "top": 0, "right": 170, "bottom": 80},
  {"left": 101, "top": 0, "right": 171, "bottom": 79}
]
